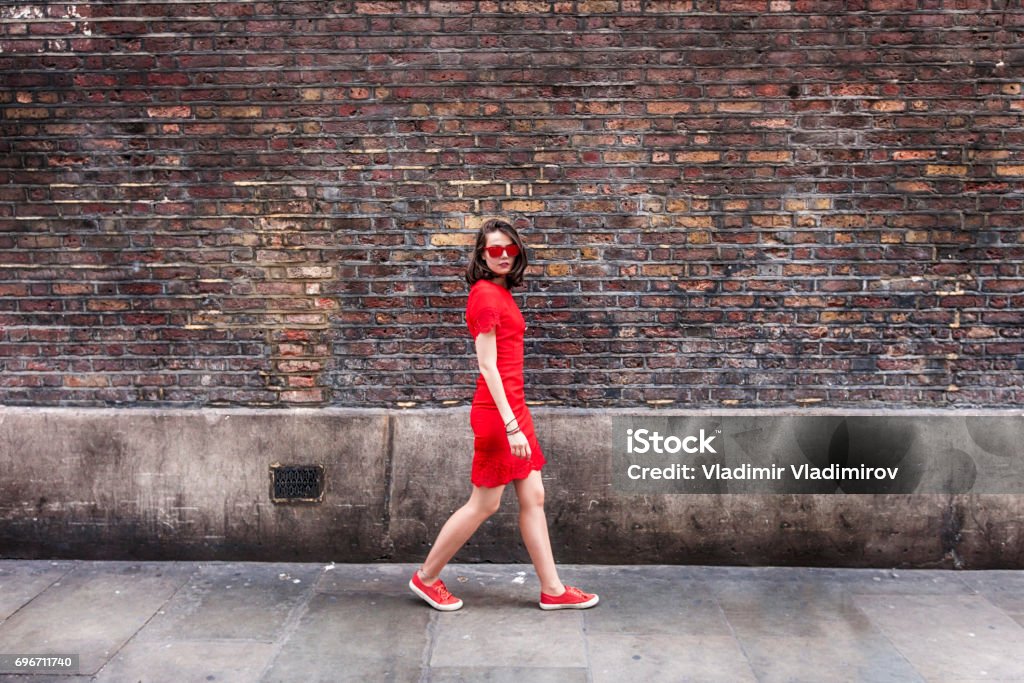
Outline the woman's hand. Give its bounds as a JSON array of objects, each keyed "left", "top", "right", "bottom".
[{"left": 507, "top": 430, "right": 531, "bottom": 460}]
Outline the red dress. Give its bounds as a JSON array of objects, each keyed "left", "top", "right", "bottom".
[{"left": 465, "top": 278, "right": 546, "bottom": 488}]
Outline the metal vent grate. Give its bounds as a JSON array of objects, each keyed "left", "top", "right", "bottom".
[{"left": 269, "top": 463, "right": 325, "bottom": 503}]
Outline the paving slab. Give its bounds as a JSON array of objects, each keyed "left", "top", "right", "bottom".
[
  {"left": 735, "top": 627, "right": 925, "bottom": 683},
  {"left": 576, "top": 571, "right": 728, "bottom": 637},
  {"left": 315, "top": 562, "right": 417, "bottom": 596},
  {"left": 131, "top": 562, "right": 321, "bottom": 643},
  {"left": 259, "top": 591, "right": 429, "bottom": 683},
  {"left": 709, "top": 566, "right": 982, "bottom": 683},
  {"left": 853, "top": 593, "right": 1024, "bottom": 682},
  {"left": 429, "top": 606, "right": 587, "bottom": 669},
  {"left": 0, "top": 561, "right": 75, "bottom": 621},
  {"left": 92, "top": 640, "right": 277, "bottom": 683},
  {"left": 589, "top": 633, "right": 758, "bottom": 683},
  {"left": 0, "top": 561, "right": 192, "bottom": 676},
  {"left": 956, "top": 569, "right": 1024, "bottom": 613},
  {"left": 716, "top": 580, "right": 880, "bottom": 638}
]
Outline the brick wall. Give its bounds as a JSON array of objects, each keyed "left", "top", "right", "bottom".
[{"left": 1, "top": 1, "right": 1022, "bottom": 408}]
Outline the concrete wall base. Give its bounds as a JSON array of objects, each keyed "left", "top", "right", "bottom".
[{"left": 1, "top": 407, "right": 1021, "bottom": 568}]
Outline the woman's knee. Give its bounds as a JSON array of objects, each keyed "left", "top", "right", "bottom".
[
  {"left": 518, "top": 482, "right": 545, "bottom": 509},
  {"left": 467, "top": 489, "right": 503, "bottom": 517},
  {"left": 472, "top": 497, "right": 501, "bottom": 518}
]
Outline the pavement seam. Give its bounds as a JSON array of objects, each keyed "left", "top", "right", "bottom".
[
  {"left": 419, "top": 599, "right": 441, "bottom": 683},
  {"left": 711, "top": 571, "right": 763, "bottom": 683},
  {"left": 255, "top": 562, "right": 326, "bottom": 683},
  {"left": 0, "top": 559, "right": 78, "bottom": 625},
  {"left": 86, "top": 560, "right": 202, "bottom": 679},
  {"left": 848, "top": 592, "right": 927, "bottom": 683},
  {"left": 951, "top": 568, "right": 982, "bottom": 596},
  {"left": 581, "top": 602, "right": 595, "bottom": 683}
]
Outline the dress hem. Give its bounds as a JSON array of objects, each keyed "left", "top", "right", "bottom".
[{"left": 471, "top": 463, "right": 545, "bottom": 489}]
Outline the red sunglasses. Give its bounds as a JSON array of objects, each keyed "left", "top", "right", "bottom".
[{"left": 484, "top": 244, "right": 520, "bottom": 258}]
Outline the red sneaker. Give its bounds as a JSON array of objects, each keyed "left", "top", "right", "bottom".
[
  {"left": 539, "top": 585, "right": 599, "bottom": 610},
  {"left": 409, "top": 571, "right": 463, "bottom": 611}
]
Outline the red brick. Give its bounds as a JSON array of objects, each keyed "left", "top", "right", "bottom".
[{"left": 0, "top": 3, "right": 1017, "bottom": 410}]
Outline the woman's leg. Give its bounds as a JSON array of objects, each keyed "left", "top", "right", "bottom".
[
  {"left": 418, "top": 483, "right": 505, "bottom": 584},
  {"left": 513, "top": 469, "right": 565, "bottom": 596}
]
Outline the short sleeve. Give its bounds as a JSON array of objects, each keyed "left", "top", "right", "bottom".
[
  {"left": 466, "top": 286, "right": 503, "bottom": 338},
  {"left": 469, "top": 306, "right": 501, "bottom": 338}
]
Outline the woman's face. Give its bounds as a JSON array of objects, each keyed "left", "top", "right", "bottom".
[{"left": 482, "top": 230, "right": 517, "bottom": 278}]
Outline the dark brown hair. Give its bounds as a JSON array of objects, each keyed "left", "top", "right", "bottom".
[{"left": 464, "top": 219, "right": 528, "bottom": 289}]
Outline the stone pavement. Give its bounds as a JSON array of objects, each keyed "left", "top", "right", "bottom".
[{"left": 1, "top": 560, "right": 1023, "bottom": 682}]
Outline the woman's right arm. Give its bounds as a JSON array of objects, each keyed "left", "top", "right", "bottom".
[{"left": 475, "top": 329, "right": 531, "bottom": 459}]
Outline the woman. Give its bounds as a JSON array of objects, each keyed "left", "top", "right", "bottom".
[{"left": 409, "top": 218, "right": 599, "bottom": 611}]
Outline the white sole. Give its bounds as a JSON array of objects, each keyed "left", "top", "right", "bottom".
[
  {"left": 409, "top": 579, "right": 463, "bottom": 611},
  {"left": 539, "top": 594, "right": 599, "bottom": 610}
]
